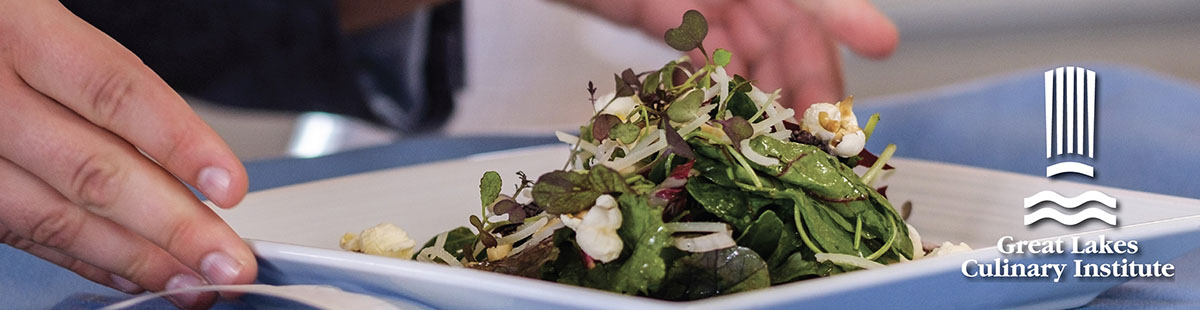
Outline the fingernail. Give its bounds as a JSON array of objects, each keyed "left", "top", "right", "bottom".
[
  {"left": 165, "top": 274, "right": 205, "bottom": 308},
  {"left": 201, "top": 251, "right": 243, "bottom": 286},
  {"left": 109, "top": 274, "right": 142, "bottom": 294},
  {"left": 197, "top": 167, "right": 231, "bottom": 201}
]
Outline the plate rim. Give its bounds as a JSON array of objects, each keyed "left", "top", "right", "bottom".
[{"left": 248, "top": 213, "right": 1200, "bottom": 309}]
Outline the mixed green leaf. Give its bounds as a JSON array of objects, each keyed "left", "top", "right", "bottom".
[{"left": 408, "top": 9, "right": 918, "bottom": 301}]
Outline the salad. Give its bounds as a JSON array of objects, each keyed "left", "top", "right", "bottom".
[{"left": 341, "top": 10, "right": 966, "bottom": 300}]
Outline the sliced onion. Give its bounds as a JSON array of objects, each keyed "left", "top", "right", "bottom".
[
  {"left": 673, "top": 232, "right": 736, "bottom": 252},
  {"left": 740, "top": 139, "right": 780, "bottom": 167},
  {"left": 815, "top": 253, "right": 885, "bottom": 270},
  {"left": 497, "top": 216, "right": 548, "bottom": 245},
  {"left": 664, "top": 222, "right": 729, "bottom": 233}
]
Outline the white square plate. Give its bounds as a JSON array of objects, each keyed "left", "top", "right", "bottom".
[{"left": 214, "top": 146, "right": 1200, "bottom": 309}]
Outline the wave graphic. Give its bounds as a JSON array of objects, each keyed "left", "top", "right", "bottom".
[
  {"left": 1045, "top": 162, "right": 1094, "bottom": 177},
  {"left": 1022, "top": 190, "right": 1116, "bottom": 209},
  {"left": 1024, "top": 208, "right": 1117, "bottom": 225}
]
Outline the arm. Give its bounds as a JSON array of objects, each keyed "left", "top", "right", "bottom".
[
  {"left": 550, "top": 0, "right": 899, "bottom": 109},
  {"left": 1, "top": 0, "right": 254, "bottom": 308}
]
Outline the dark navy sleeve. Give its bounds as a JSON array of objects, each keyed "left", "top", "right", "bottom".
[{"left": 59, "top": 0, "right": 376, "bottom": 120}]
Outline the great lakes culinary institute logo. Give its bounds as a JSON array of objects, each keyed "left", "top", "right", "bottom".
[{"left": 1024, "top": 66, "right": 1117, "bottom": 226}]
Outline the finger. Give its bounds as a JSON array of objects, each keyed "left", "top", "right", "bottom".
[
  {"left": 749, "top": 49, "right": 787, "bottom": 98},
  {"left": 793, "top": 0, "right": 899, "bottom": 58},
  {"left": 6, "top": 1, "right": 246, "bottom": 207},
  {"left": 723, "top": 3, "right": 772, "bottom": 62},
  {"left": 779, "top": 15, "right": 843, "bottom": 108},
  {"left": 0, "top": 225, "right": 143, "bottom": 294},
  {"left": 0, "top": 158, "right": 216, "bottom": 308},
  {"left": 0, "top": 74, "right": 256, "bottom": 294},
  {"left": 747, "top": 0, "right": 798, "bottom": 34}
]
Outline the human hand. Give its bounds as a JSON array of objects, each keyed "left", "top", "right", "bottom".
[
  {"left": 0, "top": 1, "right": 254, "bottom": 308},
  {"left": 557, "top": 0, "right": 899, "bottom": 110}
]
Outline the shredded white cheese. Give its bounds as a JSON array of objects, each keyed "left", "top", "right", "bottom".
[
  {"left": 673, "top": 232, "right": 736, "bottom": 252},
  {"left": 556, "top": 131, "right": 598, "bottom": 155}
]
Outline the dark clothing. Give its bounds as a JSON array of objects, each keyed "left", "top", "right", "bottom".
[{"left": 59, "top": 0, "right": 462, "bottom": 133}]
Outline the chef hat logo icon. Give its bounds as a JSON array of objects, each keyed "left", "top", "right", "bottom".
[{"left": 1025, "top": 66, "right": 1116, "bottom": 226}]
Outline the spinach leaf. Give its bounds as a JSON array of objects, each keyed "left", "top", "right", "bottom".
[
  {"left": 872, "top": 191, "right": 914, "bottom": 259},
  {"left": 416, "top": 226, "right": 476, "bottom": 261},
  {"left": 741, "top": 135, "right": 917, "bottom": 260},
  {"left": 736, "top": 210, "right": 783, "bottom": 260},
  {"left": 545, "top": 229, "right": 585, "bottom": 285},
  {"left": 745, "top": 136, "right": 866, "bottom": 200},
  {"left": 726, "top": 92, "right": 757, "bottom": 120},
  {"left": 656, "top": 246, "right": 770, "bottom": 301},
  {"left": 824, "top": 199, "right": 884, "bottom": 240},
  {"left": 546, "top": 195, "right": 673, "bottom": 295},
  {"left": 689, "top": 139, "right": 778, "bottom": 189},
  {"left": 691, "top": 155, "right": 737, "bottom": 187},
  {"left": 761, "top": 201, "right": 803, "bottom": 268},
  {"left": 608, "top": 194, "right": 673, "bottom": 295},
  {"left": 770, "top": 252, "right": 845, "bottom": 284},
  {"left": 775, "top": 189, "right": 861, "bottom": 256},
  {"left": 685, "top": 178, "right": 770, "bottom": 231},
  {"left": 767, "top": 224, "right": 802, "bottom": 268}
]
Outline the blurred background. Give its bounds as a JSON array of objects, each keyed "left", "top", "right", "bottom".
[{"left": 190, "top": 0, "right": 1200, "bottom": 160}]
